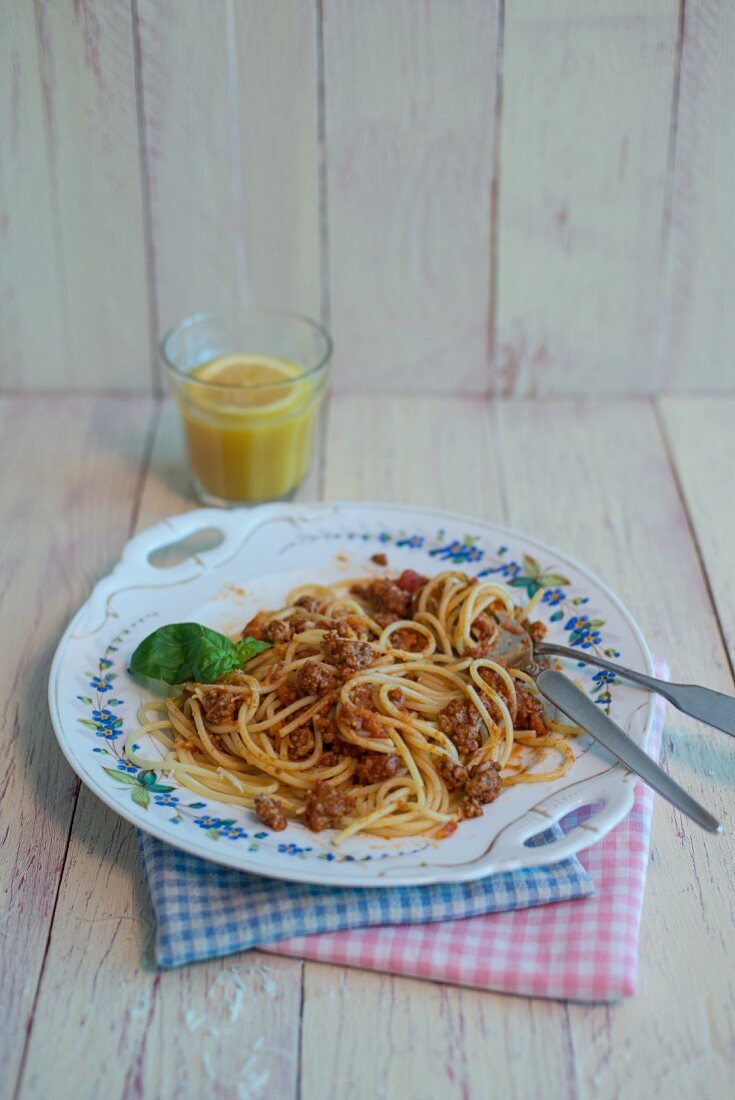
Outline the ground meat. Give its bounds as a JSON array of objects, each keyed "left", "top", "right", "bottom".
[
  {"left": 339, "top": 702, "right": 385, "bottom": 739},
  {"left": 263, "top": 618, "right": 294, "bottom": 644},
  {"left": 297, "top": 661, "right": 340, "bottom": 696},
  {"left": 458, "top": 798, "right": 484, "bottom": 820},
  {"left": 479, "top": 667, "right": 512, "bottom": 703},
  {"left": 303, "top": 781, "right": 355, "bottom": 831},
  {"left": 352, "top": 578, "right": 412, "bottom": 618},
  {"left": 344, "top": 615, "right": 372, "bottom": 638},
  {"left": 291, "top": 618, "right": 317, "bottom": 634},
  {"left": 387, "top": 688, "right": 407, "bottom": 710},
  {"left": 277, "top": 679, "right": 300, "bottom": 707},
  {"left": 528, "top": 619, "right": 548, "bottom": 643},
  {"left": 254, "top": 795, "right": 287, "bottom": 832},
  {"left": 438, "top": 697, "right": 484, "bottom": 756},
  {"left": 355, "top": 752, "right": 401, "bottom": 784},
  {"left": 243, "top": 611, "right": 268, "bottom": 641},
  {"left": 514, "top": 689, "right": 548, "bottom": 737},
  {"left": 373, "top": 610, "right": 400, "bottom": 628},
  {"left": 471, "top": 613, "right": 498, "bottom": 641},
  {"left": 371, "top": 552, "right": 388, "bottom": 566},
  {"left": 435, "top": 820, "right": 459, "bottom": 840},
  {"left": 287, "top": 726, "right": 316, "bottom": 760},
  {"left": 389, "top": 628, "right": 425, "bottom": 652},
  {"left": 334, "top": 735, "right": 363, "bottom": 758},
  {"left": 348, "top": 683, "right": 375, "bottom": 709},
  {"left": 395, "top": 569, "right": 428, "bottom": 594},
  {"left": 294, "top": 594, "right": 321, "bottom": 613},
  {"left": 464, "top": 761, "right": 502, "bottom": 804},
  {"left": 200, "top": 688, "right": 239, "bottom": 725},
  {"left": 333, "top": 619, "right": 355, "bottom": 637},
  {"left": 437, "top": 757, "right": 469, "bottom": 791},
  {"left": 323, "top": 630, "right": 375, "bottom": 672},
  {"left": 478, "top": 668, "right": 513, "bottom": 724},
  {"left": 318, "top": 751, "right": 340, "bottom": 768}
]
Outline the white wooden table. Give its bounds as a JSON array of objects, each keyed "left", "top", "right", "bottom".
[{"left": 2, "top": 393, "right": 734, "bottom": 1099}]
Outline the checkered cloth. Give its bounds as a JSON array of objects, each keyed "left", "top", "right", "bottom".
[
  {"left": 139, "top": 830, "right": 592, "bottom": 967},
  {"left": 139, "top": 675, "right": 666, "bottom": 1001}
]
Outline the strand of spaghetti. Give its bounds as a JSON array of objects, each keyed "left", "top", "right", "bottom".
[
  {"left": 411, "top": 609, "right": 453, "bottom": 654},
  {"left": 379, "top": 619, "right": 437, "bottom": 656},
  {"left": 518, "top": 587, "right": 545, "bottom": 620},
  {"left": 334, "top": 801, "right": 414, "bottom": 844},
  {"left": 388, "top": 729, "right": 426, "bottom": 806}
]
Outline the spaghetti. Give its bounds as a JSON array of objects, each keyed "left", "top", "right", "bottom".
[{"left": 126, "top": 568, "right": 579, "bottom": 841}]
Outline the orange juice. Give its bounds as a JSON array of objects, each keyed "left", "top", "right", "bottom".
[{"left": 178, "top": 354, "right": 323, "bottom": 503}]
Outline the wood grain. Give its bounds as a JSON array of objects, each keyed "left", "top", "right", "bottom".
[
  {"left": 0, "top": 0, "right": 67, "bottom": 389},
  {"left": 494, "top": 1, "right": 680, "bottom": 395},
  {"left": 136, "top": 0, "right": 321, "bottom": 344},
  {"left": 34, "top": 0, "right": 153, "bottom": 390},
  {"left": 19, "top": 396, "right": 304, "bottom": 1100},
  {"left": 301, "top": 394, "right": 579, "bottom": 1100},
  {"left": 494, "top": 398, "right": 735, "bottom": 1096},
  {"left": 657, "top": 1, "right": 735, "bottom": 391},
  {"left": 322, "top": 0, "right": 499, "bottom": 393},
  {"left": 6, "top": 393, "right": 735, "bottom": 1098},
  {"left": 0, "top": 396, "right": 153, "bottom": 1095},
  {"left": 658, "top": 396, "right": 735, "bottom": 660}
]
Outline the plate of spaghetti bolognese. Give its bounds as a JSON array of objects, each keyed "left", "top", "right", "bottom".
[{"left": 49, "top": 502, "right": 655, "bottom": 886}]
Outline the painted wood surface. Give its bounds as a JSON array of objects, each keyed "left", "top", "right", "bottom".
[
  {"left": 0, "top": 0, "right": 67, "bottom": 389},
  {"left": 495, "top": 398, "right": 735, "bottom": 1098},
  {"left": 20, "top": 397, "right": 304, "bottom": 1100},
  {"left": 5, "top": 393, "right": 735, "bottom": 1098},
  {"left": 32, "top": 0, "right": 153, "bottom": 389},
  {"left": 136, "top": 0, "right": 322, "bottom": 349},
  {"left": 322, "top": 0, "right": 499, "bottom": 393},
  {"left": 659, "top": 397, "right": 735, "bottom": 658},
  {"left": 2, "top": 3, "right": 735, "bottom": 394},
  {"left": 299, "top": 394, "right": 735, "bottom": 1099},
  {"left": 657, "top": 2, "right": 735, "bottom": 390},
  {"left": 0, "top": 395, "right": 152, "bottom": 1093},
  {"left": 494, "top": 0, "right": 680, "bottom": 395}
]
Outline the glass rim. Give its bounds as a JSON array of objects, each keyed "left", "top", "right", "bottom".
[{"left": 159, "top": 309, "right": 333, "bottom": 391}]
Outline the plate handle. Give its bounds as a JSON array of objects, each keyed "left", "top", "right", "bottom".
[
  {"left": 70, "top": 507, "right": 274, "bottom": 637},
  {"left": 472, "top": 768, "right": 636, "bottom": 872}
]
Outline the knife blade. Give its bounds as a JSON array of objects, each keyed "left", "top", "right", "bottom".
[{"left": 535, "top": 669, "right": 722, "bottom": 834}]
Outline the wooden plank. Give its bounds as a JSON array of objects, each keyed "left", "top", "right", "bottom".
[
  {"left": 301, "top": 394, "right": 579, "bottom": 1100},
  {"left": 494, "top": 1, "right": 680, "bottom": 395},
  {"left": 0, "top": 395, "right": 153, "bottom": 1095},
  {"left": 658, "top": 396, "right": 735, "bottom": 660},
  {"left": 137, "top": 0, "right": 321, "bottom": 342},
  {"left": 35, "top": 0, "right": 153, "bottom": 390},
  {"left": 0, "top": 1, "right": 67, "bottom": 389},
  {"left": 322, "top": 1, "right": 499, "bottom": 393},
  {"left": 657, "top": 2, "right": 735, "bottom": 390},
  {"left": 20, "top": 396, "right": 303, "bottom": 1100},
  {"left": 495, "top": 398, "right": 735, "bottom": 1095}
]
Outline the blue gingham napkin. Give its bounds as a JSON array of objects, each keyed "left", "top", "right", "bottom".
[{"left": 138, "top": 830, "right": 593, "bottom": 968}]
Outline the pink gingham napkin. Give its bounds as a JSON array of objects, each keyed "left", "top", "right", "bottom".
[{"left": 263, "top": 679, "right": 667, "bottom": 1002}]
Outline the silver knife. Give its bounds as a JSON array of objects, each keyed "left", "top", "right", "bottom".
[{"left": 536, "top": 669, "right": 722, "bottom": 834}]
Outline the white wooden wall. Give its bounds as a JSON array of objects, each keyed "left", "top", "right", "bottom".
[{"left": 1, "top": 0, "right": 733, "bottom": 394}]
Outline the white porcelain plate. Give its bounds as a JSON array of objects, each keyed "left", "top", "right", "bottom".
[{"left": 49, "top": 502, "right": 654, "bottom": 887}]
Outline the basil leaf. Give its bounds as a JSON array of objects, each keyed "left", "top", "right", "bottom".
[
  {"left": 129, "top": 623, "right": 269, "bottom": 685},
  {"left": 235, "top": 636, "right": 270, "bottom": 665}
]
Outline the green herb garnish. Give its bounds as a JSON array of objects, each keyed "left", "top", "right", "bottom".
[{"left": 129, "top": 623, "right": 269, "bottom": 685}]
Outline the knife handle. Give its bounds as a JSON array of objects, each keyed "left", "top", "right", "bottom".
[{"left": 535, "top": 669, "right": 722, "bottom": 834}]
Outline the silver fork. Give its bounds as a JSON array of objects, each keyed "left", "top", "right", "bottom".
[
  {"left": 535, "top": 641, "right": 735, "bottom": 739},
  {"left": 486, "top": 622, "right": 723, "bottom": 831}
]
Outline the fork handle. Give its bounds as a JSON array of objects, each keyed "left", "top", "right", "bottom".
[{"left": 535, "top": 642, "right": 735, "bottom": 739}]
